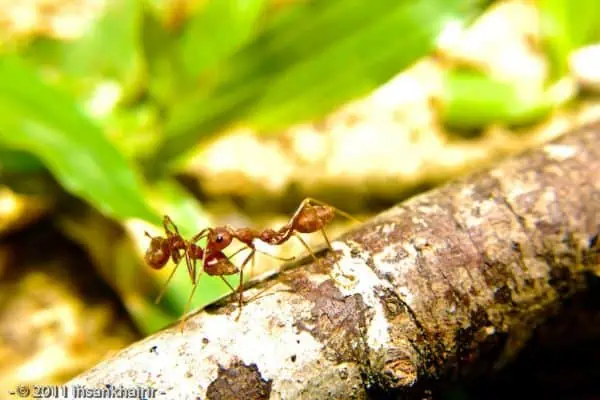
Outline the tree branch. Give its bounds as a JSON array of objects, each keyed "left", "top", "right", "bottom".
[{"left": 66, "top": 122, "right": 600, "bottom": 399}]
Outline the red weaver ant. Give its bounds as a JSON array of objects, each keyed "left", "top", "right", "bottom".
[{"left": 192, "top": 198, "right": 360, "bottom": 319}]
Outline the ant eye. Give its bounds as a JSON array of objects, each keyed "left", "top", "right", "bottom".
[{"left": 216, "top": 234, "right": 223, "bottom": 243}]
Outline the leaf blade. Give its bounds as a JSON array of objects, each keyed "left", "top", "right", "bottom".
[
  {"left": 540, "top": 0, "right": 600, "bottom": 78},
  {"left": 440, "top": 69, "right": 554, "bottom": 130},
  {"left": 158, "top": 0, "right": 488, "bottom": 165},
  {"left": 0, "top": 56, "right": 159, "bottom": 223},
  {"left": 178, "top": 0, "right": 267, "bottom": 79}
]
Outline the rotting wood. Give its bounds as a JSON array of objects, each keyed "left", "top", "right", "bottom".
[{"left": 65, "top": 122, "right": 600, "bottom": 399}]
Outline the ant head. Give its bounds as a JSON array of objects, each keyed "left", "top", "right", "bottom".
[
  {"left": 144, "top": 234, "right": 171, "bottom": 269},
  {"left": 207, "top": 227, "right": 233, "bottom": 251}
]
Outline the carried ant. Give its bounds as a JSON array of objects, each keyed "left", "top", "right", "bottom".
[{"left": 192, "top": 198, "right": 361, "bottom": 319}]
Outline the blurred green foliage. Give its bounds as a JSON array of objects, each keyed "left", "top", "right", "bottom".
[
  {"left": 0, "top": 56, "right": 158, "bottom": 223},
  {"left": 3, "top": 0, "right": 597, "bottom": 333},
  {"left": 178, "top": 0, "right": 267, "bottom": 79},
  {"left": 440, "top": 69, "right": 555, "bottom": 131},
  {"left": 0, "top": 148, "right": 45, "bottom": 173},
  {"left": 440, "top": 0, "right": 600, "bottom": 132},
  {"left": 540, "top": 0, "right": 600, "bottom": 79},
  {"left": 161, "top": 0, "right": 488, "bottom": 168}
]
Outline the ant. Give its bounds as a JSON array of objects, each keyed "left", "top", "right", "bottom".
[
  {"left": 144, "top": 215, "right": 242, "bottom": 324},
  {"left": 192, "top": 198, "right": 361, "bottom": 319}
]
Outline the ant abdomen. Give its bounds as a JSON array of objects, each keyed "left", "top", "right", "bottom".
[
  {"left": 294, "top": 205, "right": 335, "bottom": 233},
  {"left": 316, "top": 205, "right": 336, "bottom": 226},
  {"left": 144, "top": 236, "right": 171, "bottom": 269}
]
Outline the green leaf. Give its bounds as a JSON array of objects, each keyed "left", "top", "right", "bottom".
[
  {"left": 0, "top": 56, "right": 159, "bottom": 223},
  {"left": 17, "top": 0, "right": 146, "bottom": 105},
  {"left": 440, "top": 69, "right": 554, "bottom": 130},
  {"left": 104, "top": 102, "right": 162, "bottom": 161},
  {"left": 540, "top": 0, "right": 600, "bottom": 79},
  {"left": 223, "top": 0, "right": 414, "bottom": 96},
  {"left": 157, "top": 0, "right": 488, "bottom": 166},
  {"left": 0, "top": 148, "right": 45, "bottom": 173},
  {"left": 178, "top": 0, "right": 267, "bottom": 79},
  {"left": 140, "top": 6, "right": 182, "bottom": 106},
  {"left": 124, "top": 294, "right": 175, "bottom": 334},
  {"left": 63, "top": 0, "right": 145, "bottom": 96},
  {"left": 249, "top": 0, "right": 470, "bottom": 129}
]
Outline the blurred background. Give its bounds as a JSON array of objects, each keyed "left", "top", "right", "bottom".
[{"left": 0, "top": 0, "right": 599, "bottom": 397}]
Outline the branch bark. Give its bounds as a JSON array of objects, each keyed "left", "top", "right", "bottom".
[{"left": 67, "top": 123, "right": 600, "bottom": 399}]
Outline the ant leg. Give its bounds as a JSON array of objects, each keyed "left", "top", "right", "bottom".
[
  {"left": 228, "top": 246, "right": 249, "bottom": 259},
  {"left": 235, "top": 250, "right": 255, "bottom": 321},
  {"left": 224, "top": 246, "right": 292, "bottom": 284},
  {"left": 294, "top": 231, "right": 354, "bottom": 286},
  {"left": 320, "top": 227, "right": 334, "bottom": 251},
  {"left": 254, "top": 248, "right": 294, "bottom": 261},
  {"left": 292, "top": 232, "right": 319, "bottom": 263},
  {"left": 186, "top": 228, "right": 209, "bottom": 281},
  {"left": 244, "top": 281, "right": 292, "bottom": 303},
  {"left": 178, "top": 274, "right": 202, "bottom": 333},
  {"left": 320, "top": 228, "right": 356, "bottom": 284},
  {"left": 226, "top": 247, "right": 277, "bottom": 300},
  {"left": 304, "top": 197, "right": 362, "bottom": 223},
  {"left": 189, "top": 229, "right": 208, "bottom": 244},
  {"left": 249, "top": 251, "right": 256, "bottom": 288},
  {"left": 182, "top": 250, "right": 196, "bottom": 285},
  {"left": 183, "top": 271, "right": 200, "bottom": 315},
  {"left": 178, "top": 249, "right": 207, "bottom": 333},
  {"left": 227, "top": 245, "right": 290, "bottom": 271},
  {"left": 215, "top": 246, "right": 251, "bottom": 292},
  {"left": 179, "top": 231, "right": 212, "bottom": 329},
  {"left": 154, "top": 256, "right": 185, "bottom": 304},
  {"left": 219, "top": 276, "right": 237, "bottom": 293},
  {"left": 292, "top": 231, "right": 343, "bottom": 282},
  {"left": 243, "top": 273, "right": 299, "bottom": 305}
]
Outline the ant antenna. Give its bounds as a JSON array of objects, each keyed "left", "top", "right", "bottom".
[
  {"left": 292, "top": 232, "right": 318, "bottom": 261},
  {"left": 189, "top": 229, "right": 208, "bottom": 244},
  {"left": 231, "top": 245, "right": 293, "bottom": 263}
]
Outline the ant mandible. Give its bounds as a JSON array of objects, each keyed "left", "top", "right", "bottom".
[{"left": 193, "top": 198, "right": 360, "bottom": 319}]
